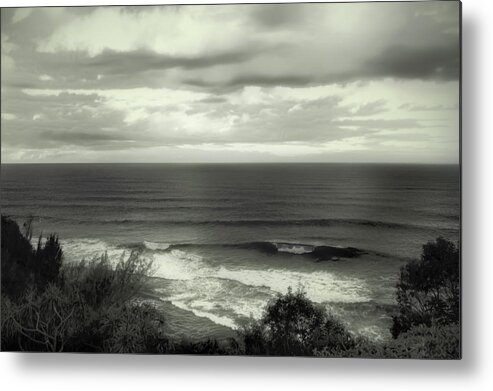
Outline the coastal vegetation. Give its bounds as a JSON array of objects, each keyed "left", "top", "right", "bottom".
[{"left": 1, "top": 216, "right": 460, "bottom": 358}]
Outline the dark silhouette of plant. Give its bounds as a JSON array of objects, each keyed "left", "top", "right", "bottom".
[
  {"left": 1, "top": 216, "right": 35, "bottom": 297},
  {"left": 63, "top": 251, "right": 152, "bottom": 308},
  {"left": 0, "top": 217, "right": 163, "bottom": 352},
  {"left": 1, "top": 284, "right": 79, "bottom": 351},
  {"left": 22, "top": 215, "right": 34, "bottom": 242},
  {"left": 315, "top": 323, "right": 460, "bottom": 359},
  {"left": 391, "top": 237, "right": 460, "bottom": 338},
  {"left": 1, "top": 216, "right": 63, "bottom": 297},
  {"left": 384, "top": 323, "right": 460, "bottom": 359},
  {"left": 33, "top": 234, "right": 63, "bottom": 288},
  {"left": 241, "top": 287, "right": 355, "bottom": 356}
]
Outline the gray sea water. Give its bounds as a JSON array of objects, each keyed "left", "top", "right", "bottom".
[{"left": 1, "top": 163, "right": 460, "bottom": 340}]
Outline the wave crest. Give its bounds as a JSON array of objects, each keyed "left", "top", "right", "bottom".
[
  {"left": 239, "top": 241, "right": 364, "bottom": 260},
  {"left": 143, "top": 240, "right": 170, "bottom": 251}
]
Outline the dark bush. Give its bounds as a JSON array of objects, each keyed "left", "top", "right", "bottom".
[
  {"left": 1, "top": 216, "right": 63, "bottom": 297},
  {"left": 391, "top": 237, "right": 460, "bottom": 338},
  {"left": 33, "top": 234, "right": 63, "bottom": 288},
  {"left": 1, "top": 284, "right": 83, "bottom": 351},
  {"left": 1, "top": 216, "right": 37, "bottom": 297},
  {"left": 241, "top": 287, "right": 355, "bottom": 356},
  {"left": 62, "top": 252, "right": 153, "bottom": 308},
  {"left": 315, "top": 323, "right": 460, "bottom": 359},
  {"left": 1, "top": 217, "right": 165, "bottom": 353},
  {"left": 383, "top": 323, "right": 460, "bottom": 359},
  {"left": 1, "top": 255, "right": 165, "bottom": 353}
]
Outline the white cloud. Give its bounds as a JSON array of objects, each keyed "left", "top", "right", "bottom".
[{"left": 37, "top": 6, "right": 258, "bottom": 57}]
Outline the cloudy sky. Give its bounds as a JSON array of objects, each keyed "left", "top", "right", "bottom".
[{"left": 1, "top": 1, "right": 460, "bottom": 163}]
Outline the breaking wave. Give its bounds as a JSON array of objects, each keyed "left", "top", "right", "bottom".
[{"left": 61, "top": 238, "right": 372, "bottom": 331}]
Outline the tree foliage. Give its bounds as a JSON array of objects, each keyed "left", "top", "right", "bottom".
[
  {"left": 1, "top": 216, "right": 63, "bottom": 297},
  {"left": 241, "top": 287, "right": 355, "bottom": 356},
  {"left": 1, "top": 284, "right": 80, "bottom": 352},
  {"left": 391, "top": 237, "right": 460, "bottom": 338}
]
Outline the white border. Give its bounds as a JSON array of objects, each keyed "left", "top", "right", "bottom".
[{"left": 1, "top": 0, "right": 492, "bottom": 390}]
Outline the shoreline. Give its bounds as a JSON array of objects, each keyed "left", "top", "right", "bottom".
[{"left": 140, "top": 278, "right": 237, "bottom": 343}]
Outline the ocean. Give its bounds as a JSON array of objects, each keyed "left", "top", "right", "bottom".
[{"left": 1, "top": 163, "right": 460, "bottom": 341}]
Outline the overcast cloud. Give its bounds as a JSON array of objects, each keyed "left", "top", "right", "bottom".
[{"left": 1, "top": 2, "right": 460, "bottom": 163}]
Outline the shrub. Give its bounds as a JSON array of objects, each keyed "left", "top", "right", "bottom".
[
  {"left": 241, "top": 287, "right": 355, "bottom": 356},
  {"left": 315, "top": 323, "right": 461, "bottom": 359},
  {"left": 314, "top": 335, "right": 379, "bottom": 358},
  {"left": 1, "top": 284, "right": 82, "bottom": 352},
  {"left": 382, "top": 323, "right": 460, "bottom": 359},
  {"left": 97, "top": 302, "right": 166, "bottom": 353},
  {"left": 1, "top": 216, "right": 37, "bottom": 297},
  {"left": 62, "top": 252, "right": 153, "bottom": 308},
  {"left": 1, "top": 217, "right": 165, "bottom": 353},
  {"left": 33, "top": 234, "right": 63, "bottom": 288},
  {"left": 391, "top": 237, "right": 460, "bottom": 338},
  {"left": 57, "top": 254, "right": 163, "bottom": 353},
  {"left": 171, "top": 338, "right": 232, "bottom": 355},
  {"left": 1, "top": 216, "right": 63, "bottom": 297},
  {"left": 1, "top": 287, "right": 167, "bottom": 353}
]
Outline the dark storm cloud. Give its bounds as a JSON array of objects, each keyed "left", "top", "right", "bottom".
[
  {"left": 42, "top": 130, "right": 128, "bottom": 144},
  {"left": 1, "top": 47, "right": 264, "bottom": 91},
  {"left": 184, "top": 41, "right": 459, "bottom": 91},
  {"left": 365, "top": 43, "right": 460, "bottom": 81},
  {"left": 85, "top": 48, "right": 259, "bottom": 74},
  {"left": 1, "top": 3, "right": 459, "bottom": 94}
]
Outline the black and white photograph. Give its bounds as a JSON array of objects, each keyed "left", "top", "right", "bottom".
[{"left": 1, "top": 1, "right": 460, "bottom": 358}]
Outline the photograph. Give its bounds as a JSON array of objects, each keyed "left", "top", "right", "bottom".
[{"left": 1, "top": 1, "right": 460, "bottom": 358}]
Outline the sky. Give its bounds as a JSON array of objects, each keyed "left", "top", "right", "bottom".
[{"left": 1, "top": 1, "right": 460, "bottom": 164}]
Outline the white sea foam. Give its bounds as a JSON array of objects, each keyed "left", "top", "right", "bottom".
[
  {"left": 61, "top": 239, "right": 127, "bottom": 265},
  {"left": 216, "top": 267, "right": 370, "bottom": 304},
  {"left": 274, "top": 242, "right": 314, "bottom": 254},
  {"left": 143, "top": 240, "right": 170, "bottom": 251},
  {"left": 148, "top": 247, "right": 371, "bottom": 329},
  {"left": 158, "top": 278, "right": 268, "bottom": 329},
  {"left": 150, "top": 248, "right": 369, "bottom": 303},
  {"left": 61, "top": 238, "right": 371, "bottom": 331},
  {"left": 151, "top": 250, "right": 207, "bottom": 280}
]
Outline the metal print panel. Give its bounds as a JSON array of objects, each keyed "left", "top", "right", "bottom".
[{"left": 0, "top": 1, "right": 461, "bottom": 358}]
